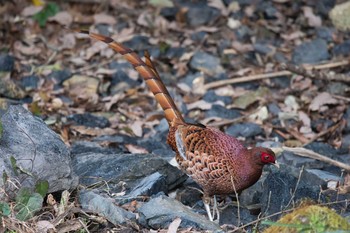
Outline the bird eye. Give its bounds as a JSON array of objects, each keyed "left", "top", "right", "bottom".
[{"left": 264, "top": 155, "right": 270, "bottom": 160}]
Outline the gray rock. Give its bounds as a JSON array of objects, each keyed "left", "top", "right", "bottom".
[
  {"left": 0, "top": 105, "right": 78, "bottom": 195},
  {"left": 164, "top": 47, "right": 185, "bottom": 60},
  {"left": 203, "top": 90, "right": 232, "bottom": 105},
  {"left": 79, "top": 189, "right": 136, "bottom": 225},
  {"left": 341, "top": 134, "right": 350, "bottom": 151},
  {"left": 279, "top": 151, "right": 318, "bottom": 169},
  {"left": 240, "top": 176, "right": 266, "bottom": 208},
  {"left": 19, "top": 75, "right": 40, "bottom": 91},
  {"left": 67, "top": 113, "right": 110, "bottom": 128},
  {"left": 304, "top": 169, "right": 342, "bottom": 188},
  {"left": 116, "top": 172, "right": 167, "bottom": 204},
  {"left": 0, "top": 54, "right": 15, "bottom": 72},
  {"left": 316, "top": 27, "right": 335, "bottom": 42},
  {"left": 160, "top": 7, "right": 178, "bottom": 21},
  {"left": 267, "top": 103, "right": 281, "bottom": 116},
  {"left": 181, "top": 72, "right": 203, "bottom": 88},
  {"left": 316, "top": 0, "right": 336, "bottom": 16},
  {"left": 71, "top": 149, "right": 186, "bottom": 194},
  {"left": 261, "top": 165, "right": 325, "bottom": 220},
  {"left": 48, "top": 69, "right": 72, "bottom": 86},
  {"left": 226, "top": 123, "right": 263, "bottom": 138},
  {"left": 344, "top": 107, "right": 350, "bottom": 133},
  {"left": 305, "top": 142, "right": 338, "bottom": 158},
  {"left": 253, "top": 43, "right": 274, "bottom": 55},
  {"left": 333, "top": 40, "right": 350, "bottom": 57},
  {"left": 138, "top": 194, "right": 220, "bottom": 231},
  {"left": 205, "top": 105, "right": 241, "bottom": 119},
  {"left": 326, "top": 82, "right": 348, "bottom": 95},
  {"left": 185, "top": 6, "right": 220, "bottom": 27},
  {"left": 189, "top": 51, "right": 224, "bottom": 76},
  {"left": 292, "top": 39, "right": 329, "bottom": 64}
]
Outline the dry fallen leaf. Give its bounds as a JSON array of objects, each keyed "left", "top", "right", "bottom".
[
  {"left": 284, "top": 95, "right": 300, "bottom": 112},
  {"left": 208, "top": 0, "right": 228, "bottom": 16},
  {"left": 93, "top": 13, "right": 117, "bottom": 25},
  {"left": 59, "top": 33, "right": 76, "bottom": 50},
  {"left": 339, "top": 173, "right": 350, "bottom": 194},
  {"left": 49, "top": 11, "right": 73, "bottom": 26},
  {"left": 14, "top": 41, "right": 42, "bottom": 56},
  {"left": 130, "top": 120, "right": 143, "bottom": 137},
  {"left": 249, "top": 106, "right": 269, "bottom": 123},
  {"left": 21, "top": 5, "right": 42, "bottom": 16},
  {"left": 37, "top": 221, "right": 56, "bottom": 233},
  {"left": 71, "top": 126, "right": 117, "bottom": 136},
  {"left": 85, "top": 41, "right": 109, "bottom": 60},
  {"left": 303, "top": 6, "right": 322, "bottom": 27},
  {"left": 187, "top": 100, "right": 214, "bottom": 111},
  {"left": 167, "top": 217, "right": 182, "bottom": 233},
  {"left": 125, "top": 144, "right": 149, "bottom": 154},
  {"left": 309, "top": 92, "right": 338, "bottom": 111}
]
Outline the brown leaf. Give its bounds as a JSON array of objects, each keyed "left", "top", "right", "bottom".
[
  {"left": 93, "top": 13, "right": 117, "bottom": 25},
  {"left": 167, "top": 217, "right": 182, "bottom": 233},
  {"left": 339, "top": 173, "right": 350, "bottom": 194},
  {"left": 59, "top": 33, "right": 76, "bottom": 50},
  {"left": 187, "top": 100, "right": 213, "bottom": 110},
  {"left": 71, "top": 126, "right": 117, "bottom": 136},
  {"left": 309, "top": 92, "right": 338, "bottom": 111},
  {"left": 85, "top": 41, "right": 109, "bottom": 60},
  {"left": 303, "top": 6, "right": 322, "bottom": 27},
  {"left": 130, "top": 120, "right": 143, "bottom": 137},
  {"left": 125, "top": 144, "right": 149, "bottom": 154},
  {"left": 208, "top": 0, "right": 228, "bottom": 16},
  {"left": 21, "top": 5, "right": 42, "bottom": 16},
  {"left": 14, "top": 41, "right": 42, "bottom": 56},
  {"left": 49, "top": 11, "right": 73, "bottom": 26}
]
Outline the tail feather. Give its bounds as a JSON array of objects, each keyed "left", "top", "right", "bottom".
[{"left": 76, "top": 30, "right": 185, "bottom": 124}]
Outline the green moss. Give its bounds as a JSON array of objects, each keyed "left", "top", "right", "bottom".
[{"left": 263, "top": 205, "right": 350, "bottom": 233}]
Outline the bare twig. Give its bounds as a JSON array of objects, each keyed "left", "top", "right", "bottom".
[
  {"left": 203, "top": 60, "right": 350, "bottom": 90},
  {"left": 285, "top": 166, "right": 304, "bottom": 209},
  {"left": 302, "top": 120, "right": 344, "bottom": 146},
  {"left": 281, "top": 62, "right": 350, "bottom": 83},
  {"left": 280, "top": 147, "right": 350, "bottom": 171},
  {"left": 231, "top": 176, "right": 241, "bottom": 226}
]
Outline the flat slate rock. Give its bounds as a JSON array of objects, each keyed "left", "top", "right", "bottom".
[
  {"left": 67, "top": 113, "right": 110, "bottom": 128},
  {"left": 138, "top": 194, "right": 221, "bottom": 231},
  {"left": 71, "top": 146, "right": 186, "bottom": 194},
  {"left": 226, "top": 122, "right": 263, "bottom": 138},
  {"left": 0, "top": 54, "right": 15, "bottom": 72},
  {"left": 79, "top": 189, "right": 136, "bottom": 225},
  {"left": 189, "top": 51, "right": 224, "bottom": 76},
  {"left": 292, "top": 38, "right": 329, "bottom": 64},
  {"left": 0, "top": 105, "right": 78, "bottom": 195}
]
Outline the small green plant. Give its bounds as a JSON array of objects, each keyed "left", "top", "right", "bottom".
[
  {"left": 33, "top": 2, "right": 59, "bottom": 27},
  {"left": 2, "top": 158, "right": 49, "bottom": 222}
]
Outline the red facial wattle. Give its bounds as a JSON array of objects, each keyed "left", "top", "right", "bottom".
[{"left": 261, "top": 152, "right": 275, "bottom": 163}]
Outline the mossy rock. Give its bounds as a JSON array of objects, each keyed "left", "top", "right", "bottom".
[{"left": 263, "top": 205, "right": 350, "bottom": 233}]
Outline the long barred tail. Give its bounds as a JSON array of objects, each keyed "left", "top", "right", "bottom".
[{"left": 76, "top": 30, "right": 185, "bottom": 124}]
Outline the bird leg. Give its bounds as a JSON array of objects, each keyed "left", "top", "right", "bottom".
[
  {"left": 203, "top": 195, "right": 214, "bottom": 221},
  {"left": 203, "top": 195, "right": 220, "bottom": 222},
  {"left": 212, "top": 195, "right": 220, "bottom": 222}
]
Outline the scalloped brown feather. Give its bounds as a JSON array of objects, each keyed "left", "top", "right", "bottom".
[{"left": 77, "top": 30, "right": 275, "bottom": 197}]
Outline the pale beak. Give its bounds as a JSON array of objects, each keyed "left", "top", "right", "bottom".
[{"left": 272, "top": 161, "right": 280, "bottom": 169}]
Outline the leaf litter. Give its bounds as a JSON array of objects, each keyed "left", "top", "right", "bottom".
[{"left": 1, "top": 0, "right": 350, "bottom": 231}]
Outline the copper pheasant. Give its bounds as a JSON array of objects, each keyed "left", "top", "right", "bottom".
[{"left": 77, "top": 30, "right": 278, "bottom": 221}]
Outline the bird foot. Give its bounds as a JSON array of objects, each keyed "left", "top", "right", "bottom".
[{"left": 203, "top": 195, "right": 220, "bottom": 222}]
